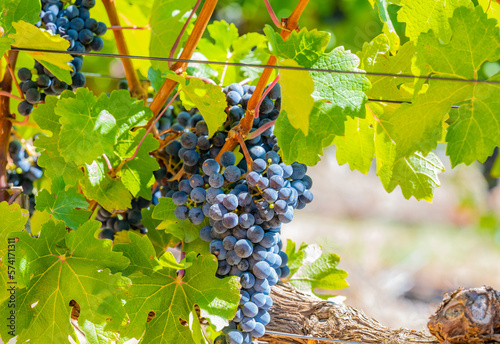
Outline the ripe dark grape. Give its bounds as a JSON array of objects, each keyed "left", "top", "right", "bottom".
[
  {"left": 18, "top": 101, "right": 33, "bottom": 116},
  {"left": 17, "top": 68, "right": 32, "bottom": 82}
]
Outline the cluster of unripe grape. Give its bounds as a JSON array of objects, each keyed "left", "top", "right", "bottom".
[
  {"left": 17, "top": 0, "right": 106, "bottom": 116},
  {"left": 154, "top": 82, "right": 313, "bottom": 344}
]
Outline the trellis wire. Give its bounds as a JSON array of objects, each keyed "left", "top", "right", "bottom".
[
  {"left": 263, "top": 330, "right": 371, "bottom": 344},
  {"left": 11, "top": 47, "right": 500, "bottom": 86},
  {"left": 73, "top": 73, "right": 461, "bottom": 109}
]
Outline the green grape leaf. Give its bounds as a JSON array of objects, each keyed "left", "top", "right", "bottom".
[
  {"left": 385, "top": 6, "right": 500, "bottom": 165},
  {"left": 333, "top": 115, "right": 375, "bottom": 174},
  {"left": 0, "top": 220, "right": 130, "bottom": 344},
  {"left": 264, "top": 26, "right": 330, "bottom": 68},
  {"left": 115, "top": 233, "right": 240, "bottom": 343},
  {"left": 284, "top": 241, "right": 349, "bottom": 299},
  {"left": 396, "top": 0, "right": 473, "bottom": 42},
  {"left": 0, "top": 0, "right": 40, "bottom": 35},
  {"left": 142, "top": 207, "right": 179, "bottom": 257},
  {"left": 196, "top": 20, "right": 269, "bottom": 84},
  {"left": 114, "top": 129, "right": 160, "bottom": 200},
  {"left": 358, "top": 35, "right": 415, "bottom": 101},
  {"left": 56, "top": 89, "right": 151, "bottom": 166},
  {"left": 149, "top": 0, "right": 197, "bottom": 72},
  {"left": 35, "top": 177, "right": 91, "bottom": 230},
  {"left": 0, "top": 202, "right": 29, "bottom": 304},
  {"left": 266, "top": 26, "right": 370, "bottom": 165},
  {"left": 167, "top": 73, "right": 227, "bottom": 138},
  {"left": 9, "top": 21, "right": 72, "bottom": 84},
  {"left": 279, "top": 59, "right": 315, "bottom": 136},
  {"left": 370, "top": 102, "right": 445, "bottom": 201},
  {"left": 0, "top": 36, "right": 13, "bottom": 58},
  {"left": 152, "top": 198, "right": 203, "bottom": 243},
  {"left": 81, "top": 159, "right": 132, "bottom": 213},
  {"left": 32, "top": 94, "right": 82, "bottom": 187},
  {"left": 148, "top": 67, "right": 165, "bottom": 93}
]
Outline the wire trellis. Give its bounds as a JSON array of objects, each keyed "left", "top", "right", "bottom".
[{"left": 11, "top": 47, "right": 500, "bottom": 86}]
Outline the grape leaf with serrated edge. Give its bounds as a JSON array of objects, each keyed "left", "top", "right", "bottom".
[
  {"left": 0, "top": 0, "right": 40, "bottom": 35},
  {"left": 32, "top": 94, "right": 82, "bottom": 187},
  {"left": 152, "top": 198, "right": 204, "bottom": 243},
  {"left": 9, "top": 21, "right": 72, "bottom": 84},
  {"left": 196, "top": 20, "right": 269, "bottom": 84},
  {"left": 396, "top": 0, "right": 472, "bottom": 42},
  {"left": 81, "top": 158, "right": 132, "bottom": 213},
  {"left": 266, "top": 27, "right": 370, "bottom": 165},
  {"left": 386, "top": 6, "right": 500, "bottom": 165},
  {"left": 114, "top": 232, "right": 240, "bottom": 344},
  {"left": 0, "top": 36, "right": 13, "bottom": 58},
  {"left": 35, "top": 177, "right": 91, "bottom": 230},
  {"left": 113, "top": 129, "right": 160, "bottom": 200},
  {"left": 149, "top": 0, "right": 197, "bottom": 72},
  {"left": 167, "top": 73, "right": 227, "bottom": 137},
  {"left": 0, "top": 203, "right": 29, "bottom": 305},
  {"left": 0, "top": 219, "right": 130, "bottom": 344}
]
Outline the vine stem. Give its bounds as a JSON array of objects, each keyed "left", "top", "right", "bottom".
[
  {"left": 264, "top": 0, "right": 283, "bottom": 28},
  {"left": 247, "top": 120, "right": 275, "bottom": 140},
  {"left": 0, "top": 51, "right": 18, "bottom": 202},
  {"left": 185, "top": 74, "right": 218, "bottom": 86},
  {"left": 236, "top": 133, "right": 253, "bottom": 171},
  {"left": 148, "top": 0, "right": 219, "bottom": 120},
  {"left": 108, "top": 25, "right": 149, "bottom": 30},
  {"left": 254, "top": 74, "right": 280, "bottom": 118},
  {"left": 111, "top": 90, "right": 181, "bottom": 178},
  {"left": 102, "top": 0, "right": 148, "bottom": 100},
  {"left": 0, "top": 91, "right": 23, "bottom": 101},
  {"left": 4, "top": 54, "right": 23, "bottom": 99},
  {"left": 168, "top": 0, "right": 202, "bottom": 69},
  {"left": 216, "top": 0, "right": 309, "bottom": 163}
]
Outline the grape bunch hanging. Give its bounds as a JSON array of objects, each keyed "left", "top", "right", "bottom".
[
  {"left": 153, "top": 82, "right": 313, "bottom": 344},
  {"left": 17, "top": 0, "right": 107, "bottom": 116}
]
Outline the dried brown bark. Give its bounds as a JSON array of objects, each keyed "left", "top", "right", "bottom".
[{"left": 262, "top": 283, "right": 438, "bottom": 344}]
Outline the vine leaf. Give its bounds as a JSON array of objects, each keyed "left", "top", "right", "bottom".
[
  {"left": 149, "top": 0, "right": 197, "bottom": 72},
  {"left": 152, "top": 198, "right": 204, "bottom": 243},
  {"left": 167, "top": 73, "right": 227, "bottom": 138},
  {"left": 32, "top": 94, "right": 82, "bottom": 187},
  {"left": 0, "top": 36, "right": 13, "bottom": 57},
  {"left": 196, "top": 20, "right": 269, "bottom": 84},
  {"left": 113, "top": 129, "right": 159, "bottom": 200},
  {"left": 478, "top": 0, "right": 500, "bottom": 25},
  {"left": 386, "top": 6, "right": 500, "bottom": 165},
  {"left": 115, "top": 232, "right": 240, "bottom": 344},
  {"left": 285, "top": 240, "right": 349, "bottom": 299},
  {"left": 357, "top": 35, "right": 416, "bottom": 101},
  {"left": 0, "top": 220, "right": 130, "bottom": 344},
  {"left": 9, "top": 21, "right": 72, "bottom": 84},
  {"left": 0, "top": 0, "right": 40, "bottom": 35},
  {"left": 56, "top": 89, "right": 151, "bottom": 166},
  {"left": 0, "top": 202, "right": 29, "bottom": 304},
  {"left": 396, "top": 0, "right": 473, "bottom": 42},
  {"left": 279, "top": 59, "right": 315, "bottom": 136},
  {"left": 266, "top": 27, "right": 370, "bottom": 165},
  {"left": 141, "top": 206, "right": 180, "bottom": 257},
  {"left": 81, "top": 158, "right": 132, "bottom": 213},
  {"left": 333, "top": 115, "right": 375, "bottom": 174},
  {"left": 35, "top": 177, "right": 91, "bottom": 230}
]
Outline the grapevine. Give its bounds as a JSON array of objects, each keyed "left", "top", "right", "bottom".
[{"left": 0, "top": 0, "right": 499, "bottom": 344}]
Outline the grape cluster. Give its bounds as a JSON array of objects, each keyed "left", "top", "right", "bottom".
[
  {"left": 96, "top": 197, "right": 151, "bottom": 241},
  {"left": 155, "top": 82, "right": 313, "bottom": 343},
  {"left": 6, "top": 139, "right": 43, "bottom": 212},
  {"left": 17, "top": 0, "right": 107, "bottom": 116}
]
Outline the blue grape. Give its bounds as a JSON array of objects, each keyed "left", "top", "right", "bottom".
[
  {"left": 172, "top": 191, "right": 187, "bottom": 205},
  {"left": 262, "top": 189, "right": 278, "bottom": 203},
  {"left": 251, "top": 322, "right": 266, "bottom": 338},
  {"left": 240, "top": 272, "right": 256, "bottom": 288},
  {"left": 251, "top": 293, "right": 267, "bottom": 308},
  {"left": 182, "top": 149, "right": 200, "bottom": 166},
  {"left": 265, "top": 151, "right": 280, "bottom": 165},
  {"left": 253, "top": 261, "right": 271, "bottom": 279},
  {"left": 249, "top": 145, "right": 266, "bottom": 159},
  {"left": 225, "top": 330, "right": 243, "bottom": 344},
  {"left": 25, "top": 88, "right": 41, "bottom": 104},
  {"left": 72, "top": 73, "right": 86, "bottom": 88},
  {"left": 17, "top": 68, "right": 31, "bottom": 82},
  {"left": 190, "top": 187, "right": 206, "bottom": 203},
  {"left": 227, "top": 250, "right": 242, "bottom": 265},
  {"left": 268, "top": 83, "right": 281, "bottom": 99},
  {"left": 90, "top": 36, "right": 104, "bottom": 51},
  {"left": 180, "top": 132, "right": 198, "bottom": 149},
  {"left": 266, "top": 164, "right": 283, "bottom": 177},
  {"left": 259, "top": 96, "right": 274, "bottom": 115},
  {"left": 240, "top": 317, "right": 256, "bottom": 332},
  {"left": 223, "top": 235, "right": 237, "bottom": 250},
  {"left": 254, "top": 278, "right": 270, "bottom": 293},
  {"left": 209, "top": 203, "right": 227, "bottom": 221},
  {"left": 234, "top": 239, "right": 253, "bottom": 258},
  {"left": 242, "top": 302, "right": 259, "bottom": 318},
  {"left": 95, "top": 22, "right": 107, "bottom": 36},
  {"left": 247, "top": 226, "right": 265, "bottom": 244},
  {"left": 202, "top": 158, "right": 220, "bottom": 175},
  {"left": 17, "top": 101, "right": 33, "bottom": 116},
  {"left": 256, "top": 177, "right": 269, "bottom": 189},
  {"left": 82, "top": 0, "right": 96, "bottom": 8},
  {"left": 228, "top": 83, "right": 244, "bottom": 96},
  {"left": 269, "top": 175, "right": 284, "bottom": 189},
  {"left": 223, "top": 194, "right": 238, "bottom": 211},
  {"left": 221, "top": 151, "right": 236, "bottom": 167},
  {"left": 246, "top": 171, "right": 260, "bottom": 186},
  {"left": 213, "top": 220, "right": 228, "bottom": 234},
  {"left": 260, "top": 232, "right": 279, "bottom": 248},
  {"left": 222, "top": 212, "right": 238, "bottom": 229},
  {"left": 188, "top": 207, "right": 204, "bottom": 225},
  {"left": 240, "top": 290, "right": 250, "bottom": 305},
  {"left": 237, "top": 259, "right": 250, "bottom": 271},
  {"left": 255, "top": 310, "right": 271, "bottom": 326},
  {"left": 206, "top": 187, "right": 223, "bottom": 203},
  {"left": 209, "top": 173, "right": 224, "bottom": 188},
  {"left": 238, "top": 192, "right": 252, "bottom": 207},
  {"left": 200, "top": 226, "right": 212, "bottom": 242},
  {"left": 291, "top": 162, "right": 307, "bottom": 179},
  {"left": 299, "top": 189, "right": 313, "bottom": 203},
  {"left": 226, "top": 91, "right": 242, "bottom": 106},
  {"left": 241, "top": 93, "right": 252, "bottom": 108},
  {"left": 238, "top": 213, "right": 255, "bottom": 229},
  {"left": 224, "top": 165, "right": 241, "bottom": 182},
  {"left": 217, "top": 260, "right": 231, "bottom": 275}
]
